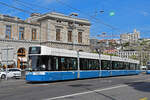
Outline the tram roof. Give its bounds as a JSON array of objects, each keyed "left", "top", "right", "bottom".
[{"left": 30, "top": 45, "right": 139, "bottom": 64}]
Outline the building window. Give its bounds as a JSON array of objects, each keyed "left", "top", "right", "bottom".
[
  {"left": 56, "top": 29, "right": 61, "bottom": 41},
  {"left": 68, "top": 22, "right": 73, "bottom": 27},
  {"left": 32, "top": 28, "right": 37, "bottom": 40},
  {"left": 19, "top": 27, "right": 24, "bottom": 40},
  {"left": 56, "top": 20, "right": 61, "bottom": 23},
  {"left": 68, "top": 30, "right": 72, "bottom": 42},
  {"left": 79, "top": 24, "right": 83, "bottom": 26},
  {"left": 78, "top": 32, "right": 82, "bottom": 43},
  {"left": 5, "top": 25, "right": 11, "bottom": 39}
]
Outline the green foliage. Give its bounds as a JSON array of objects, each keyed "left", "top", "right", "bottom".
[
  {"left": 129, "top": 55, "right": 138, "bottom": 60},
  {"left": 103, "top": 53, "right": 118, "bottom": 56},
  {"left": 92, "top": 51, "right": 98, "bottom": 53},
  {"left": 123, "top": 42, "right": 130, "bottom": 47}
]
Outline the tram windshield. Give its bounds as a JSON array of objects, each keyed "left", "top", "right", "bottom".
[
  {"left": 29, "top": 56, "right": 51, "bottom": 71},
  {"left": 28, "top": 55, "right": 78, "bottom": 71}
]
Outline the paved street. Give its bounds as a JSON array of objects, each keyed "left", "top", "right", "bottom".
[{"left": 0, "top": 74, "right": 150, "bottom": 100}]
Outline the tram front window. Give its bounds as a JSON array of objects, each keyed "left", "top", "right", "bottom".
[{"left": 29, "top": 56, "right": 48, "bottom": 71}]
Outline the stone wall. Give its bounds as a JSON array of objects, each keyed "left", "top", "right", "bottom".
[{"left": 0, "top": 39, "right": 40, "bottom": 66}]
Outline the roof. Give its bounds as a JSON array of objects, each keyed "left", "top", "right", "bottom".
[
  {"left": 29, "top": 45, "right": 140, "bottom": 64},
  {"left": 29, "top": 12, "right": 91, "bottom": 25}
]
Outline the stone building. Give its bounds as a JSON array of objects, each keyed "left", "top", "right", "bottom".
[
  {"left": 90, "top": 38, "right": 121, "bottom": 53},
  {"left": 115, "top": 50, "right": 150, "bottom": 65},
  {"left": 116, "top": 50, "right": 139, "bottom": 58},
  {"left": 0, "top": 12, "right": 91, "bottom": 69},
  {"left": 120, "top": 29, "right": 140, "bottom": 43}
]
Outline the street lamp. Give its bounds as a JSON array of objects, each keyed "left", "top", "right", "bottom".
[{"left": 69, "top": 13, "right": 78, "bottom": 50}]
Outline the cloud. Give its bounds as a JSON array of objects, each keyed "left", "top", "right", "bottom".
[{"left": 141, "top": 11, "right": 149, "bottom": 16}]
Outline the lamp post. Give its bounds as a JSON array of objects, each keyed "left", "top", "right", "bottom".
[{"left": 69, "top": 13, "right": 78, "bottom": 50}]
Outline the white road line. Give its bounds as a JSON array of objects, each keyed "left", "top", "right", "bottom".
[
  {"left": 44, "top": 79, "right": 150, "bottom": 100},
  {"left": 43, "top": 84, "right": 128, "bottom": 100}
]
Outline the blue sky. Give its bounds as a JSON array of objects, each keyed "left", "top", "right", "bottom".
[{"left": 0, "top": 0, "right": 150, "bottom": 39}]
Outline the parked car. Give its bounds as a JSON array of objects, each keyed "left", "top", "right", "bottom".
[
  {"left": 0, "top": 68, "right": 21, "bottom": 79},
  {"left": 0, "top": 70, "right": 6, "bottom": 79}
]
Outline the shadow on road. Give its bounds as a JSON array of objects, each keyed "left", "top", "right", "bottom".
[{"left": 125, "top": 81, "right": 150, "bottom": 93}]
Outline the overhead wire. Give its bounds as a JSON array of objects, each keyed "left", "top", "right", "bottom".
[
  {"left": 13, "top": 0, "right": 53, "bottom": 12},
  {"left": 13, "top": 0, "right": 39, "bottom": 12},
  {"left": 0, "top": 1, "right": 122, "bottom": 39},
  {"left": 11, "top": 0, "right": 121, "bottom": 32},
  {"left": 0, "top": 1, "right": 32, "bottom": 14},
  {"left": 55, "top": 0, "right": 120, "bottom": 31}
]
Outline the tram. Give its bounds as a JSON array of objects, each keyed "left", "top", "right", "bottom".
[
  {"left": 26, "top": 45, "right": 140, "bottom": 82},
  {"left": 146, "top": 62, "right": 150, "bottom": 74}
]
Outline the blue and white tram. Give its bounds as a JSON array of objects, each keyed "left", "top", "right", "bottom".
[
  {"left": 26, "top": 46, "right": 140, "bottom": 82},
  {"left": 146, "top": 62, "right": 150, "bottom": 74}
]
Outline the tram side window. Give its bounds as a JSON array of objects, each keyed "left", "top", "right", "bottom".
[
  {"left": 80, "top": 58, "right": 89, "bottom": 70},
  {"left": 134, "top": 64, "right": 136, "bottom": 70},
  {"left": 51, "top": 57, "right": 59, "bottom": 71},
  {"left": 135, "top": 64, "right": 139, "bottom": 70},
  {"left": 101, "top": 60, "right": 110, "bottom": 70},
  {"left": 138, "top": 64, "right": 140, "bottom": 70},
  {"left": 71, "top": 58, "right": 77, "bottom": 70},
  {"left": 89, "top": 60, "right": 92, "bottom": 70},
  {"left": 147, "top": 65, "right": 150, "bottom": 70},
  {"left": 112, "top": 61, "right": 118, "bottom": 70},
  {"left": 118, "top": 62, "right": 124, "bottom": 69},
  {"left": 126, "top": 63, "right": 130, "bottom": 70},
  {"left": 123, "top": 62, "right": 129, "bottom": 70},
  {"left": 134, "top": 64, "right": 137, "bottom": 70},
  {"left": 130, "top": 63, "right": 135, "bottom": 70},
  {"left": 107, "top": 61, "right": 111, "bottom": 70},
  {"left": 80, "top": 59, "right": 99, "bottom": 70},
  {"left": 93, "top": 60, "right": 99, "bottom": 70},
  {"left": 88, "top": 59, "right": 99, "bottom": 70},
  {"left": 60, "top": 57, "right": 77, "bottom": 71},
  {"left": 60, "top": 57, "right": 65, "bottom": 70}
]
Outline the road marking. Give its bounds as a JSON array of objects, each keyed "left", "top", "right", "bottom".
[
  {"left": 43, "top": 84, "right": 128, "bottom": 100},
  {"left": 44, "top": 79, "right": 150, "bottom": 100}
]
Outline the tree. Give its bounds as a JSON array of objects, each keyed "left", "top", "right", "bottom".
[{"left": 129, "top": 55, "right": 138, "bottom": 60}]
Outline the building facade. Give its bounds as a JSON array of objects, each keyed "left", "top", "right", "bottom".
[
  {"left": 90, "top": 38, "right": 121, "bottom": 54},
  {"left": 0, "top": 12, "right": 91, "bottom": 69},
  {"left": 115, "top": 50, "right": 150, "bottom": 65},
  {"left": 120, "top": 29, "right": 140, "bottom": 43}
]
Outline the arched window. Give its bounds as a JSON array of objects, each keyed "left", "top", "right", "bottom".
[{"left": 17, "top": 48, "right": 26, "bottom": 57}]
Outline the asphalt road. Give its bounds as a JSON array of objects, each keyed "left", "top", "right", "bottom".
[{"left": 0, "top": 74, "right": 150, "bottom": 100}]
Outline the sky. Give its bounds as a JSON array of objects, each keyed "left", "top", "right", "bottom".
[{"left": 0, "top": 0, "right": 150, "bottom": 39}]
